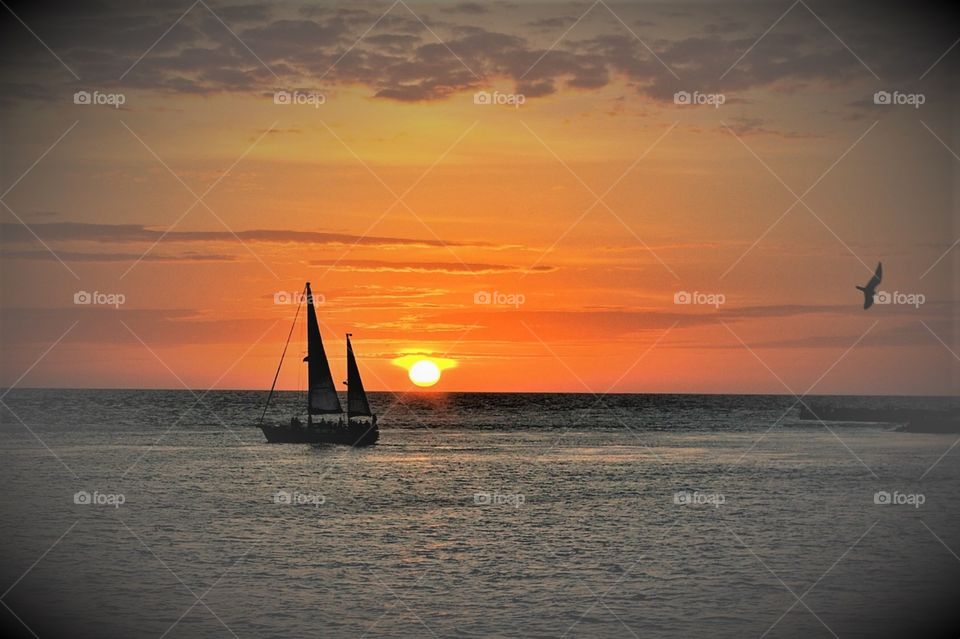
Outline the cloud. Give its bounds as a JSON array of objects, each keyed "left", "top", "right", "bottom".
[
  {"left": 215, "top": 3, "right": 273, "bottom": 23},
  {"left": 258, "top": 127, "right": 302, "bottom": 135},
  {"left": 415, "top": 302, "right": 950, "bottom": 342},
  {"left": 2, "top": 2, "right": 952, "bottom": 107},
  {"left": 696, "top": 320, "right": 958, "bottom": 350},
  {"left": 0, "top": 307, "right": 276, "bottom": 346},
  {"left": 2, "top": 300, "right": 951, "bottom": 353},
  {"left": 703, "top": 20, "right": 749, "bottom": 35},
  {"left": 722, "top": 117, "right": 820, "bottom": 139},
  {"left": 0, "top": 222, "right": 496, "bottom": 249},
  {"left": 525, "top": 17, "right": 577, "bottom": 30},
  {"left": 309, "top": 259, "right": 556, "bottom": 274},
  {"left": 443, "top": 2, "right": 488, "bottom": 15},
  {"left": 287, "top": 284, "right": 455, "bottom": 311},
  {"left": 1, "top": 249, "right": 237, "bottom": 262}
]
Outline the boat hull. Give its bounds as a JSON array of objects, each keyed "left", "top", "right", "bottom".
[{"left": 259, "top": 421, "right": 379, "bottom": 446}]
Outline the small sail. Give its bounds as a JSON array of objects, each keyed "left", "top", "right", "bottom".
[
  {"left": 304, "top": 283, "right": 342, "bottom": 414},
  {"left": 345, "top": 334, "right": 372, "bottom": 418}
]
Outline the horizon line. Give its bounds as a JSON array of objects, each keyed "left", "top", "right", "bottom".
[{"left": 0, "top": 386, "right": 956, "bottom": 399}]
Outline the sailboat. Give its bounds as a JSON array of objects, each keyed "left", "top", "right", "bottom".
[{"left": 258, "top": 282, "right": 379, "bottom": 446}]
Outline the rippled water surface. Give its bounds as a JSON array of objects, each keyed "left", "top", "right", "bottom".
[{"left": 1, "top": 390, "right": 959, "bottom": 638}]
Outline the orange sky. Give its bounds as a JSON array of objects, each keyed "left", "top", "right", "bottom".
[{"left": 1, "top": 1, "right": 957, "bottom": 394}]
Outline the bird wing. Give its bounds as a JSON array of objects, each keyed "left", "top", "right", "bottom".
[
  {"left": 863, "top": 291, "right": 874, "bottom": 310},
  {"left": 866, "top": 262, "right": 882, "bottom": 289}
]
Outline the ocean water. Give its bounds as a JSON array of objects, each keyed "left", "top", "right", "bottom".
[{"left": 1, "top": 390, "right": 959, "bottom": 638}]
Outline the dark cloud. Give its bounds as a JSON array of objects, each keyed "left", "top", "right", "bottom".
[
  {"left": 0, "top": 307, "right": 277, "bottom": 346},
  {"left": 443, "top": 2, "right": 488, "bottom": 15},
  {"left": 696, "top": 319, "right": 959, "bottom": 350},
  {"left": 0, "top": 222, "right": 499, "bottom": 249},
  {"left": 0, "top": 1, "right": 954, "bottom": 105},
  {"left": 365, "top": 33, "right": 422, "bottom": 52},
  {"left": 703, "top": 20, "right": 748, "bottom": 35},
  {"left": 214, "top": 3, "right": 272, "bottom": 23},
  {"left": 2, "top": 249, "right": 237, "bottom": 262},
  {"left": 525, "top": 16, "right": 577, "bottom": 30},
  {"left": 309, "top": 259, "right": 555, "bottom": 274},
  {"left": 723, "top": 117, "right": 820, "bottom": 139}
]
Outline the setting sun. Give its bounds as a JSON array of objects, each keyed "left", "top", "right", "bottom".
[
  {"left": 393, "top": 354, "right": 456, "bottom": 387},
  {"left": 409, "top": 360, "right": 441, "bottom": 387}
]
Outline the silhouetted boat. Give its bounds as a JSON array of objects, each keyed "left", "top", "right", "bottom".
[{"left": 258, "top": 282, "right": 379, "bottom": 446}]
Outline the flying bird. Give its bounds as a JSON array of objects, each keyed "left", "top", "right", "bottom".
[{"left": 856, "top": 262, "right": 883, "bottom": 309}]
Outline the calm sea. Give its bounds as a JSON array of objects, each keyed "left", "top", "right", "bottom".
[{"left": 1, "top": 390, "right": 958, "bottom": 638}]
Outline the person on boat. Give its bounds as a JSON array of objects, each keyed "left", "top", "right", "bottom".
[{"left": 290, "top": 416, "right": 302, "bottom": 428}]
